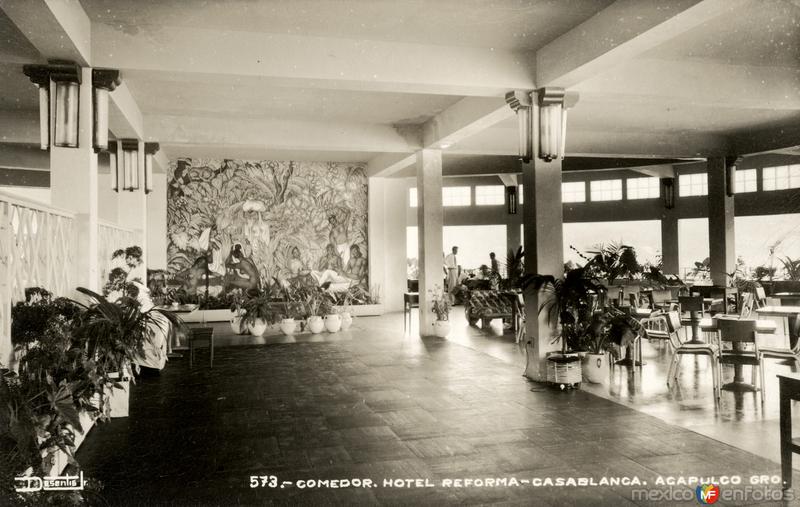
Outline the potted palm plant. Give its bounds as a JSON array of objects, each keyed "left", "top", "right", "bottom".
[
  {"left": 242, "top": 294, "right": 275, "bottom": 337},
  {"left": 521, "top": 267, "right": 606, "bottom": 388},
  {"left": 429, "top": 285, "right": 451, "bottom": 337}
]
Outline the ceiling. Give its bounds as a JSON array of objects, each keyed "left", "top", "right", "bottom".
[{"left": 0, "top": 0, "right": 799, "bottom": 172}]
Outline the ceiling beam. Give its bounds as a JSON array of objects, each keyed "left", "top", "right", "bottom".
[
  {"left": 630, "top": 164, "right": 676, "bottom": 178},
  {"left": 497, "top": 174, "right": 517, "bottom": 186},
  {"left": 575, "top": 59, "right": 800, "bottom": 111},
  {"left": 146, "top": 114, "right": 421, "bottom": 154},
  {"left": 729, "top": 123, "right": 800, "bottom": 156},
  {"left": 90, "top": 22, "right": 534, "bottom": 97},
  {"left": 536, "top": 0, "right": 749, "bottom": 88},
  {"left": 108, "top": 81, "right": 144, "bottom": 140},
  {"left": 422, "top": 97, "right": 515, "bottom": 149},
  {"left": 367, "top": 152, "right": 416, "bottom": 178},
  {"left": 0, "top": 0, "right": 91, "bottom": 65}
]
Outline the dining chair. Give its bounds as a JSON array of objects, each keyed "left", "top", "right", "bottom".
[
  {"left": 718, "top": 319, "right": 764, "bottom": 404},
  {"left": 755, "top": 286, "right": 767, "bottom": 308},
  {"left": 642, "top": 310, "right": 682, "bottom": 349},
  {"left": 648, "top": 289, "right": 673, "bottom": 311},
  {"left": 664, "top": 310, "right": 722, "bottom": 399},
  {"left": 188, "top": 327, "right": 215, "bottom": 368}
]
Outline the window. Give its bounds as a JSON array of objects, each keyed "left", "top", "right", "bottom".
[
  {"left": 518, "top": 184, "right": 523, "bottom": 204},
  {"left": 409, "top": 187, "right": 417, "bottom": 207},
  {"left": 589, "top": 179, "right": 622, "bottom": 201},
  {"left": 626, "top": 177, "right": 660, "bottom": 199},
  {"left": 475, "top": 185, "right": 505, "bottom": 205},
  {"left": 763, "top": 165, "right": 800, "bottom": 191},
  {"left": 735, "top": 169, "right": 757, "bottom": 193},
  {"left": 678, "top": 173, "right": 708, "bottom": 196},
  {"left": 442, "top": 186, "right": 471, "bottom": 206},
  {"left": 562, "top": 181, "right": 586, "bottom": 203}
]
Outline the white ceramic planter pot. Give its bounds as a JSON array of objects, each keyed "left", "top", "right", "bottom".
[
  {"left": 249, "top": 318, "right": 268, "bottom": 337},
  {"left": 433, "top": 320, "right": 451, "bottom": 337},
  {"left": 280, "top": 318, "right": 297, "bottom": 335},
  {"left": 308, "top": 316, "right": 325, "bottom": 334},
  {"left": 230, "top": 314, "right": 248, "bottom": 334},
  {"left": 324, "top": 314, "right": 341, "bottom": 333},
  {"left": 582, "top": 353, "right": 609, "bottom": 384},
  {"left": 104, "top": 380, "right": 130, "bottom": 418},
  {"left": 340, "top": 312, "right": 353, "bottom": 330}
]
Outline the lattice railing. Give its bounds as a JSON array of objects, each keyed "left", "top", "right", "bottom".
[
  {"left": 0, "top": 191, "right": 76, "bottom": 363},
  {"left": 98, "top": 221, "right": 140, "bottom": 288}
]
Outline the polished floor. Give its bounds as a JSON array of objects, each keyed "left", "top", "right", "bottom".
[{"left": 76, "top": 312, "right": 799, "bottom": 506}]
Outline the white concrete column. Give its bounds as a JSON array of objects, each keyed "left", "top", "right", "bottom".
[
  {"left": 49, "top": 67, "right": 98, "bottom": 292},
  {"left": 368, "top": 176, "right": 408, "bottom": 312},
  {"left": 97, "top": 153, "right": 119, "bottom": 223},
  {"left": 146, "top": 172, "right": 167, "bottom": 270},
  {"left": 522, "top": 156, "right": 564, "bottom": 381},
  {"left": 416, "top": 149, "right": 443, "bottom": 336},
  {"left": 707, "top": 157, "right": 735, "bottom": 286},
  {"left": 117, "top": 141, "right": 148, "bottom": 271}
]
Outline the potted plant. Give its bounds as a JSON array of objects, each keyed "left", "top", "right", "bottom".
[
  {"left": 228, "top": 289, "right": 248, "bottom": 334},
  {"left": 242, "top": 295, "right": 275, "bottom": 337},
  {"left": 429, "top": 286, "right": 451, "bottom": 337},
  {"left": 321, "top": 290, "right": 341, "bottom": 333},
  {"left": 338, "top": 291, "right": 354, "bottom": 331},
  {"left": 305, "top": 288, "right": 326, "bottom": 334},
  {"left": 521, "top": 267, "right": 607, "bottom": 388}
]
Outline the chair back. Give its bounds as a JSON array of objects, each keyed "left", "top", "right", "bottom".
[
  {"left": 651, "top": 289, "right": 672, "bottom": 305},
  {"left": 717, "top": 319, "right": 756, "bottom": 343},
  {"left": 679, "top": 295, "right": 704, "bottom": 312},
  {"left": 755, "top": 286, "right": 766, "bottom": 305},
  {"left": 665, "top": 311, "right": 682, "bottom": 334},
  {"left": 190, "top": 327, "right": 214, "bottom": 344},
  {"left": 739, "top": 292, "right": 755, "bottom": 318}
]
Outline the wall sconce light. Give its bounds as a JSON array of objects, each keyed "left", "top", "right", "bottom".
[
  {"left": 92, "top": 69, "right": 121, "bottom": 151},
  {"left": 661, "top": 178, "right": 675, "bottom": 209},
  {"left": 23, "top": 61, "right": 81, "bottom": 149},
  {"left": 118, "top": 139, "right": 140, "bottom": 191},
  {"left": 144, "top": 142, "right": 159, "bottom": 194},
  {"left": 725, "top": 155, "right": 742, "bottom": 197},
  {"left": 506, "top": 88, "right": 578, "bottom": 163},
  {"left": 505, "top": 91, "right": 533, "bottom": 163},
  {"left": 506, "top": 185, "right": 518, "bottom": 214},
  {"left": 109, "top": 140, "right": 119, "bottom": 192}
]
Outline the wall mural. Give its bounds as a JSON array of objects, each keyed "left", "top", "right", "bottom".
[{"left": 166, "top": 159, "right": 368, "bottom": 296}]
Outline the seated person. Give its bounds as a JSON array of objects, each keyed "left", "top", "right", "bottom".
[
  {"left": 343, "top": 244, "right": 367, "bottom": 287},
  {"left": 223, "top": 244, "right": 260, "bottom": 292},
  {"left": 311, "top": 243, "right": 352, "bottom": 288},
  {"left": 286, "top": 246, "right": 315, "bottom": 286}
]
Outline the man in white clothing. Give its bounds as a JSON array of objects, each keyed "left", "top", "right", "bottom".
[{"left": 444, "top": 246, "right": 459, "bottom": 295}]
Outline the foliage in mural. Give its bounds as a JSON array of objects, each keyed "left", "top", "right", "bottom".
[{"left": 166, "top": 159, "right": 368, "bottom": 296}]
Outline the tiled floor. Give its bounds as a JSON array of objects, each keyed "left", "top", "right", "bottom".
[{"left": 76, "top": 312, "right": 800, "bottom": 505}]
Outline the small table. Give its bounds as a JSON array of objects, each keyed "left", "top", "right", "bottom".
[
  {"left": 403, "top": 292, "right": 419, "bottom": 333},
  {"left": 756, "top": 306, "right": 800, "bottom": 350},
  {"left": 155, "top": 304, "right": 199, "bottom": 356},
  {"left": 779, "top": 373, "right": 800, "bottom": 489}
]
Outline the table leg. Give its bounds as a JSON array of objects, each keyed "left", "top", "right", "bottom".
[
  {"left": 685, "top": 311, "right": 704, "bottom": 344},
  {"left": 721, "top": 342, "right": 758, "bottom": 392},
  {"left": 615, "top": 341, "right": 645, "bottom": 367},
  {"left": 780, "top": 380, "right": 792, "bottom": 490}
]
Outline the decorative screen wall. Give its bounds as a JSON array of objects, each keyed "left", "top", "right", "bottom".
[{"left": 166, "top": 159, "right": 368, "bottom": 296}]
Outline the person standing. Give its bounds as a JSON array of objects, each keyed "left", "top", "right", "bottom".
[
  {"left": 489, "top": 252, "right": 499, "bottom": 275},
  {"left": 444, "top": 246, "right": 459, "bottom": 294}
]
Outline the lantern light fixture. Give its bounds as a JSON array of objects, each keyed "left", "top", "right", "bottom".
[
  {"left": 109, "top": 141, "right": 119, "bottom": 192},
  {"left": 117, "top": 139, "right": 140, "bottom": 191},
  {"left": 92, "top": 69, "right": 121, "bottom": 151},
  {"left": 144, "top": 143, "right": 160, "bottom": 194},
  {"left": 504, "top": 90, "right": 533, "bottom": 162},
  {"left": 48, "top": 61, "right": 81, "bottom": 148},
  {"left": 506, "top": 88, "right": 578, "bottom": 163},
  {"left": 661, "top": 177, "right": 675, "bottom": 209},
  {"left": 506, "top": 185, "right": 518, "bottom": 215},
  {"left": 725, "top": 155, "right": 742, "bottom": 197}
]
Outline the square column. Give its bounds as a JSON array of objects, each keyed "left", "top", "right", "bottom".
[
  {"left": 416, "top": 149, "right": 443, "bottom": 336},
  {"left": 522, "top": 157, "right": 564, "bottom": 381},
  {"left": 368, "top": 176, "right": 407, "bottom": 312},
  {"left": 660, "top": 209, "right": 679, "bottom": 274},
  {"left": 146, "top": 172, "right": 167, "bottom": 270},
  {"left": 707, "top": 157, "right": 735, "bottom": 286},
  {"left": 49, "top": 67, "right": 99, "bottom": 291}
]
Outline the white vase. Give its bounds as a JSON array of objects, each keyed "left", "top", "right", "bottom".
[
  {"left": 280, "top": 318, "right": 296, "bottom": 335},
  {"left": 308, "top": 316, "right": 325, "bottom": 334},
  {"left": 249, "top": 318, "right": 268, "bottom": 337},
  {"left": 582, "top": 353, "right": 608, "bottom": 384},
  {"left": 324, "top": 314, "right": 341, "bottom": 333},
  {"left": 340, "top": 312, "right": 353, "bottom": 330},
  {"left": 230, "top": 314, "right": 247, "bottom": 334},
  {"left": 433, "top": 319, "right": 450, "bottom": 337}
]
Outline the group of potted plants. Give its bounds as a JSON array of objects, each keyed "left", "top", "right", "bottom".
[
  {"left": 1, "top": 286, "right": 185, "bottom": 504},
  {"left": 228, "top": 283, "right": 355, "bottom": 337}
]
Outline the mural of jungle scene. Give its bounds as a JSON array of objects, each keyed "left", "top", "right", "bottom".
[{"left": 166, "top": 159, "right": 368, "bottom": 299}]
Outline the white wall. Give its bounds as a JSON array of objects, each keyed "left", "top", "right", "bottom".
[{"left": 368, "top": 177, "right": 407, "bottom": 311}]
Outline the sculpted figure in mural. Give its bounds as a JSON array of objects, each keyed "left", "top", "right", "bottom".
[
  {"left": 286, "top": 246, "right": 314, "bottom": 286},
  {"left": 328, "top": 209, "right": 352, "bottom": 266},
  {"left": 344, "top": 244, "right": 368, "bottom": 287},
  {"left": 223, "top": 244, "right": 261, "bottom": 293}
]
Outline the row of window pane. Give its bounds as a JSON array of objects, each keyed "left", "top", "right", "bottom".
[{"left": 408, "top": 167, "right": 794, "bottom": 207}]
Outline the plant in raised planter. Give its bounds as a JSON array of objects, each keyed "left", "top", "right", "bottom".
[
  {"left": 242, "top": 295, "right": 277, "bottom": 337},
  {"left": 429, "top": 285, "right": 452, "bottom": 337}
]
